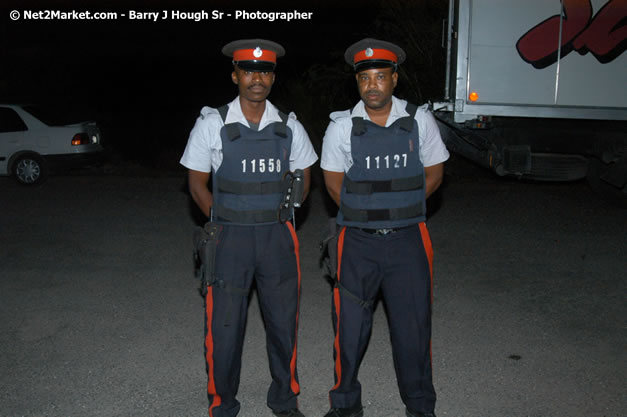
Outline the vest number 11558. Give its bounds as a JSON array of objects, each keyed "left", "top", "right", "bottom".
[{"left": 241, "top": 158, "right": 281, "bottom": 173}]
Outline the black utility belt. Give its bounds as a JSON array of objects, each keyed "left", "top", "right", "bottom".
[
  {"left": 357, "top": 225, "right": 414, "bottom": 236},
  {"left": 340, "top": 202, "right": 423, "bottom": 223},
  {"left": 215, "top": 205, "right": 279, "bottom": 224}
]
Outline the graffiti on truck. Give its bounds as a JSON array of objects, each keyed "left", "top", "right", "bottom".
[{"left": 517, "top": 0, "right": 627, "bottom": 69}]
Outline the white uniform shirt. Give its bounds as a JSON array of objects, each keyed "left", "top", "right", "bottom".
[
  {"left": 320, "top": 96, "right": 449, "bottom": 172},
  {"left": 180, "top": 97, "right": 318, "bottom": 173}
]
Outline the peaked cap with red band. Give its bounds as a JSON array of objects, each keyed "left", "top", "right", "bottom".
[
  {"left": 344, "top": 38, "right": 406, "bottom": 72},
  {"left": 222, "top": 39, "right": 285, "bottom": 72}
]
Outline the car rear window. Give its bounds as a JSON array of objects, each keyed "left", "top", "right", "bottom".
[
  {"left": 21, "top": 105, "right": 84, "bottom": 126},
  {"left": 0, "top": 107, "right": 28, "bottom": 132}
]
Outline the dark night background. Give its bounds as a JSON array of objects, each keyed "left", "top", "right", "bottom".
[
  {"left": 1, "top": 0, "right": 448, "bottom": 173},
  {"left": 3, "top": 3, "right": 627, "bottom": 416}
]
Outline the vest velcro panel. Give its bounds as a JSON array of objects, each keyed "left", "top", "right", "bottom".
[
  {"left": 343, "top": 174, "right": 424, "bottom": 194},
  {"left": 217, "top": 177, "right": 283, "bottom": 194}
]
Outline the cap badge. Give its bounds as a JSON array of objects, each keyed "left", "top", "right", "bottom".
[
  {"left": 253, "top": 47, "right": 263, "bottom": 58},
  {"left": 365, "top": 48, "right": 374, "bottom": 57}
]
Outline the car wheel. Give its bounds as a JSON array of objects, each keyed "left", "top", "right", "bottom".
[{"left": 12, "top": 153, "right": 48, "bottom": 185}]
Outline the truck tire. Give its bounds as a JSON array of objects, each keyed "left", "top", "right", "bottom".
[
  {"left": 586, "top": 157, "right": 627, "bottom": 208},
  {"left": 12, "top": 153, "right": 48, "bottom": 186}
]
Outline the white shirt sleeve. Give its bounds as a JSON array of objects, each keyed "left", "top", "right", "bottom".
[
  {"left": 179, "top": 108, "right": 222, "bottom": 173},
  {"left": 417, "top": 107, "right": 450, "bottom": 167},
  {"left": 287, "top": 114, "right": 318, "bottom": 171},
  {"left": 320, "top": 111, "right": 352, "bottom": 172}
]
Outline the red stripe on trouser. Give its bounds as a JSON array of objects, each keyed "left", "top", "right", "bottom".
[
  {"left": 418, "top": 221, "right": 434, "bottom": 364},
  {"left": 419, "top": 222, "right": 434, "bottom": 302},
  {"left": 205, "top": 287, "right": 221, "bottom": 416},
  {"left": 285, "top": 221, "right": 301, "bottom": 395},
  {"left": 331, "top": 227, "right": 347, "bottom": 391}
]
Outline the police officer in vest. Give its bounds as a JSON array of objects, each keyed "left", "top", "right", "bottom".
[
  {"left": 180, "top": 39, "right": 318, "bottom": 417},
  {"left": 320, "top": 38, "right": 449, "bottom": 417}
]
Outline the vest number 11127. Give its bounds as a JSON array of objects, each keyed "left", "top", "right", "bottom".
[{"left": 365, "top": 154, "right": 407, "bottom": 169}]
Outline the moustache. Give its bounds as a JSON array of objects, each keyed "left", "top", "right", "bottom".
[
  {"left": 248, "top": 83, "right": 267, "bottom": 90},
  {"left": 365, "top": 89, "right": 382, "bottom": 96}
]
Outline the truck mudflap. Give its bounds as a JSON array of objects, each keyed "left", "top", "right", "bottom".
[
  {"left": 500, "top": 146, "right": 589, "bottom": 181},
  {"left": 587, "top": 155, "right": 627, "bottom": 208},
  {"left": 523, "top": 153, "right": 588, "bottom": 181},
  {"left": 599, "top": 154, "right": 627, "bottom": 190}
]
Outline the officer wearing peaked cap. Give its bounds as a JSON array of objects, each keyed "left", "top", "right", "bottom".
[
  {"left": 222, "top": 38, "right": 286, "bottom": 72},
  {"left": 343, "top": 37, "right": 407, "bottom": 72},
  {"left": 320, "top": 38, "right": 449, "bottom": 417},
  {"left": 180, "top": 39, "right": 317, "bottom": 417}
]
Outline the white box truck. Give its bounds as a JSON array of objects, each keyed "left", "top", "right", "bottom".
[{"left": 434, "top": 0, "right": 626, "bottom": 203}]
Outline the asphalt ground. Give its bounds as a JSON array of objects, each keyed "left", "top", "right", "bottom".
[{"left": 1, "top": 165, "right": 625, "bottom": 417}]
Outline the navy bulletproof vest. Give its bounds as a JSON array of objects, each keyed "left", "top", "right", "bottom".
[
  {"left": 212, "top": 105, "right": 293, "bottom": 225},
  {"left": 338, "top": 103, "right": 426, "bottom": 228}
]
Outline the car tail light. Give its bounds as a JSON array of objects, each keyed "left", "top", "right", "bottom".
[{"left": 72, "top": 133, "right": 89, "bottom": 145}]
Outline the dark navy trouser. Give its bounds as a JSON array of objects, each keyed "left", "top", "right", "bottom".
[
  {"left": 329, "top": 223, "right": 436, "bottom": 413},
  {"left": 204, "top": 222, "right": 301, "bottom": 417}
]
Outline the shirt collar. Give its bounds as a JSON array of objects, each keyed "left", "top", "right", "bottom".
[
  {"left": 225, "top": 96, "right": 282, "bottom": 130},
  {"left": 350, "top": 96, "right": 408, "bottom": 127}
]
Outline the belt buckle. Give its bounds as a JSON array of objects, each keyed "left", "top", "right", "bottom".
[{"left": 374, "top": 228, "right": 395, "bottom": 236}]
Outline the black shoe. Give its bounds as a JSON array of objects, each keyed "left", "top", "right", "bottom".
[
  {"left": 323, "top": 404, "right": 363, "bottom": 417},
  {"left": 406, "top": 408, "right": 436, "bottom": 417},
  {"left": 273, "top": 409, "right": 305, "bottom": 417}
]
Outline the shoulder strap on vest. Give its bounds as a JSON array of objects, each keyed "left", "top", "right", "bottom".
[
  {"left": 351, "top": 117, "right": 367, "bottom": 136},
  {"left": 274, "top": 110, "right": 289, "bottom": 138},
  {"left": 352, "top": 102, "right": 417, "bottom": 135},
  {"left": 399, "top": 102, "right": 418, "bottom": 132},
  {"left": 217, "top": 105, "right": 229, "bottom": 122},
  {"left": 218, "top": 105, "right": 241, "bottom": 141}
]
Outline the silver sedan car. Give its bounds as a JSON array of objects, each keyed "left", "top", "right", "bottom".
[{"left": 0, "top": 104, "right": 104, "bottom": 185}]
